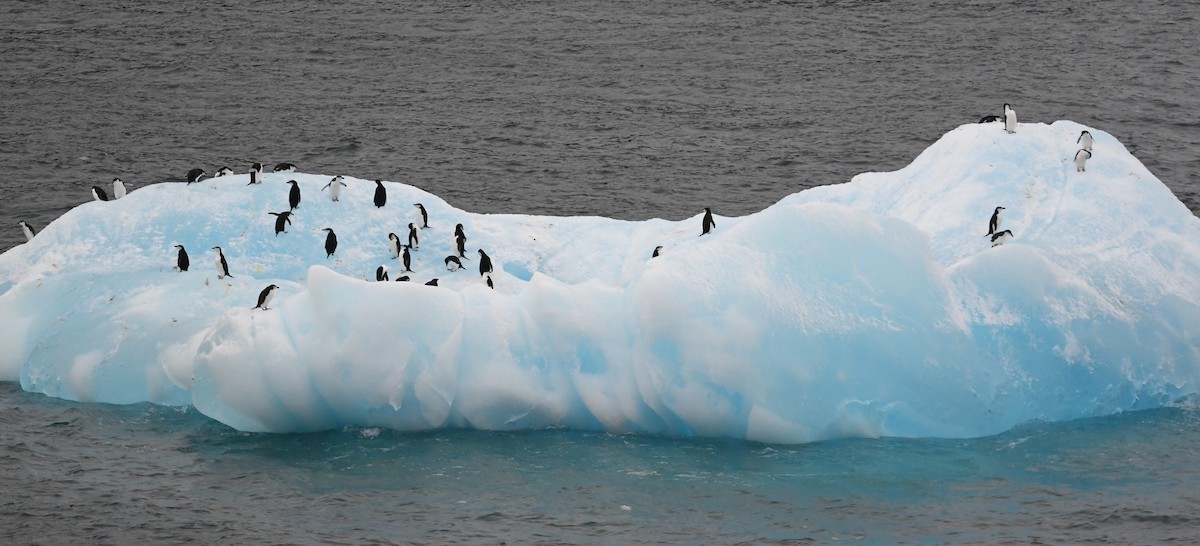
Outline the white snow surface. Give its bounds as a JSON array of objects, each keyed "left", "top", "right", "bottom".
[{"left": 2, "top": 120, "right": 1198, "bottom": 443}]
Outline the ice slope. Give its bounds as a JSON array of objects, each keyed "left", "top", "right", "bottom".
[{"left": 1, "top": 120, "right": 1198, "bottom": 443}]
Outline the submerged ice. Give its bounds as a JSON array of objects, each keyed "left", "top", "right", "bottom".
[{"left": 2, "top": 120, "right": 1198, "bottom": 444}]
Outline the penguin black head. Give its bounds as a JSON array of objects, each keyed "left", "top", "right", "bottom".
[
  {"left": 211, "top": 246, "right": 222, "bottom": 252},
  {"left": 251, "top": 162, "right": 263, "bottom": 171},
  {"left": 995, "top": 206, "right": 1005, "bottom": 212},
  {"left": 376, "top": 179, "right": 384, "bottom": 186},
  {"left": 287, "top": 180, "right": 298, "bottom": 186}
]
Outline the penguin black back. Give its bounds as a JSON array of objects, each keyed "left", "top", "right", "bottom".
[
  {"left": 374, "top": 180, "right": 387, "bottom": 208},
  {"left": 269, "top": 211, "right": 293, "bottom": 236},
  {"left": 322, "top": 228, "right": 338, "bottom": 258},
  {"left": 174, "top": 244, "right": 190, "bottom": 271},
  {"left": 186, "top": 168, "right": 206, "bottom": 184},
  {"left": 287, "top": 180, "right": 301, "bottom": 211},
  {"left": 701, "top": 207, "right": 715, "bottom": 236},
  {"left": 91, "top": 186, "right": 109, "bottom": 201},
  {"left": 477, "top": 249, "right": 493, "bottom": 276}
]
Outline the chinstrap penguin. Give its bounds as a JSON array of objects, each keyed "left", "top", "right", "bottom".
[
  {"left": 269, "top": 211, "right": 293, "bottom": 236},
  {"left": 414, "top": 203, "right": 428, "bottom": 228},
  {"left": 1003, "top": 103, "right": 1017, "bottom": 134},
  {"left": 376, "top": 265, "right": 389, "bottom": 282},
  {"left": 186, "top": 168, "right": 206, "bottom": 184},
  {"left": 701, "top": 207, "right": 716, "bottom": 236},
  {"left": 91, "top": 185, "right": 110, "bottom": 201},
  {"left": 322, "top": 228, "right": 338, "bottom": 257},
  {"left": 212, "top": 246, "right": 232, "bottom": 278},
  {"left": 321, "top": 175, "right": 347, "bottom": 201},
  {"left": 477, "top": 249, "right": 493, "bottom": 276},
  {"left": 1074, "top": 149, "right": 1092, "bottom": 172},
  {"left": 18, "top": 221, "right": 35, "bottom": 242},
  {"left": 273, "top": 162, "right": 297, "bottom": 172},
  {"left": 287, "top": 180, "right": 301, "bottom": 211},
  {"left": 1077, "top": 130, "right": 1094, "bottom": 151},
  {"left": 174, "top": 244, "right": 190, "bottom": 271},
  {"left": 373, "top": 180, "right": 387, "bottom": 208},
  {"left": 445, "top": 255, "right": 464, "bottom": 271},
  {"left": 986, "top": 206, "right": 1005, "bottom": 236},
  {"left": 991, "top": 230, "right": 1014, "bottom": 247},
  {"left": 254, "top": 284, "right": 279, "bottom": 310},
  {"left": 112, "top": 178, "right": 127, "bottom": 199},
  {"left": 407, "top": 223, "right": 420, "bottom": 249}
]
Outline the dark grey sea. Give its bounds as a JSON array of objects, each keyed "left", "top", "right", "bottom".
[{"left": 2, "top": 0, "right": 1198, "bottom": 543}]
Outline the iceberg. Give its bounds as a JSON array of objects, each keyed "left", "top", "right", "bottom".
[{"left": 2, "top": 120, "right": 1198, "bottom": 444}]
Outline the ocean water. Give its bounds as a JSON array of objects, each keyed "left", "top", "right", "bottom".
[{"left": 2, "top": 0, "right": 1199, "bottom": 543}]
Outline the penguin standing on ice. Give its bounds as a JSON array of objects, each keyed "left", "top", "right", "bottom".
[
  {"left": 287, "top": 180, "right": 301, "bottom": 211},
  {"left": 186, "top": 168, "right": 206, "bottom": 184},
  {"left": 401, "top": 245, "right": 413, "bottom": 273},
  {"left": 454, "top": 223, "right": 467, "bottom": 257},
  {"left": 321, "top": 175, "right": 347, "bottom": 202},
  {"left": 1074, "top": 149, "right": 1092, "bottom": 172},
  {"left": 269, "top": 211, "right": 293, "bottom": 236},
  {"left": 212, "top": 246, "right": 232, "bottom": 279},
  {"left": 1077, "top": 130, "right": 1094, "bottom": 151},
  {"left": 112, "top": 178, "right": 127, "bottom": 199},
  {"left": 376, "top": 265, "right": 389, "bottom": 282},
  {"left": 215, "top": 166, "right": 234, "bottom": 177},
  {"left": 322, "top": 228, "right": 338, "bottom": 258},
  {"left": 986, "top": 206, "right": 1005, "bottom": 237},
  {"left": 701, "top": 207, "right": 716, "bottom": 236},
  {"left": 388, "top": 232, "right": 402, "bottom": 259},
  {"left": 373, "top": 180, "right": 387, "bottom": 208},
  {"left": 652, "top": 245, "right": 663, "bottom": 258},
  {"left": 173, "top": 244, "right": 190, "bottom": 271},
  {"left": 248, "top": 162, "right": 263, "bottom": 185},
  {"left": 407, "top": 223, "right": 420, "bottom": 249},
  {"left": 991, "top": 230, "right": 1014, "bottom": 247},
  {"left": 445, "top": 255, "right": 464, "bottom": 271},
  {"left": 254, "top": 284, "right": 279, "bottom": 310},
  {"left": 273, "top": 162, "right": 297, "bottom": 173},
  {"left": 1003, "top": 103, "right": 1017, "bottom": 134},
  {"left": 18, "top": 221, "right": 35, "bottom": 242},
  {"left": 477, "top": 249, "right": 493, "bottom": 277},
  {"left": 414, "top": 203, "right": 429, "bottom": 228},
  {"left": 91, "top": 185, "right": 110, "bottom": 201}
]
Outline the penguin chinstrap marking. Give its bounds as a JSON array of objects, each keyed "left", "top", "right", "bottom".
[
  {"left": 986, "top": 206, "right": 1005, "bottom": 236},
  {"left": 254, "top": 284, "right": 279, "bottom": 310},
  {"left": 376, "top": 265, "right": 389, "bottom": 282},
  {"left": 401, "top": 245, "right": 413, "bottom": 273},
  {"left": 322, "top": 228, "right": 338, "bottom": 258},
  {"left": 477, "top": 249, "right": 493, "bottom": 277},
  {"left": 414, "top": 203, "right": 429, "bottom": 228},
  {"left": 1003, "top": 103, "right": 1017, "bottom": 134},
  {"left": 269, "top": 211, "right": 293, "bottom": 236},
  {"left": 991, "top": 229, "right": 1014, "bottom": 247},
  {"left": 444, "top": 255, "right": 464, "bottom": 271},
  {"left": 287, "top": 180, "right": 301, "bottom": 211},
  {"left": 212, "top": 246, "right": 232, "bottom": 279},
  {"left": 215, "top": 166, "right": 234, "bottom": 177},
  {"left": 1074, "top": 149, "right": 1092, "bottom": 172},
  {"left": 18, "top": 221, "right": 36, "bottom": 242},
  {"left": 321, "top": 175, "right": 347, "bottom": 202},
  {"left": 407, "top": 223, "right": 420, "bottom": 249},
  {"left": 373, "top": 180, "right": 387, "bottom": 208},
  {"left": 701, "top": 207, "right": 716, "bottom": 236},
  {"left": 652, "top": 245, "right": 663, "bottom": 258},
  {"left": 112, "top": 178, "right": 127, "bottom": 200},
  {"left": 247, "top": 162, "right": 263, "bottom": 185},
  {"left": 1077, "top": 130, "right": 1094, "bottom": 151},
  {"left": 388, "top": 232, "right": 401, "bottom": 259},
  {"left": 174, "top": 244, "right": 190, "bottom": 271},
  {"left": 273, "top": 162, "right": 297, "bottom": 172},
  {"left": 186, "top": 168, "right": 206, "bottom": 185},
  {"left": 91, "top": 185, "right": 110, "bottom": 202}
]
